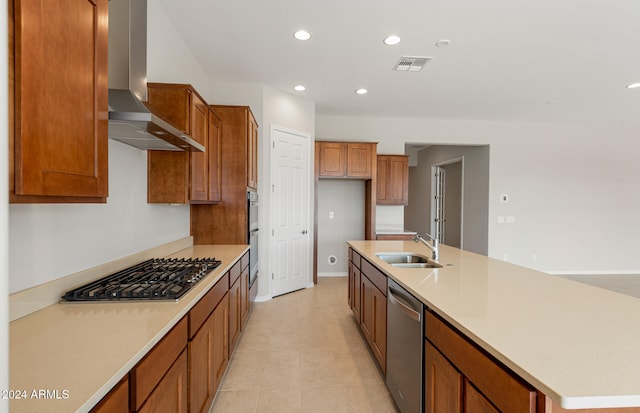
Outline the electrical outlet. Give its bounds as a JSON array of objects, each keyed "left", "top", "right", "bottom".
[{"left": 500, "top": 194, "right": 509, "bottom": 203}]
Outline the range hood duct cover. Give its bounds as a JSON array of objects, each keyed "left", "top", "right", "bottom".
[{"left": 107, "top": 0, "right": 204, "bottom": 152}]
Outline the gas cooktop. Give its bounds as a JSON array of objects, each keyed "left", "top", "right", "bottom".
[{"left": 61, "top": 257, "right": 221, "bottom": 302}]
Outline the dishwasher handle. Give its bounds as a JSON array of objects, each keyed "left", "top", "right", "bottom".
[{"left": 388, "top": 288, "right": 421, "bottom": 322}]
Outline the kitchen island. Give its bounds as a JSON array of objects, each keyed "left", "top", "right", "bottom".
[
  {"left": 348, "top": 240, "right": 640, "bottom": 411},
  {"left": 9, "top": 244, "right": 248, "bottom": 413}
]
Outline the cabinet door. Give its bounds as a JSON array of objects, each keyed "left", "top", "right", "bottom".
[
  {"left": 377, "top": 155, "right": 408, "bottom": 205},
  {"left": 11, "top": 0, "right": 108, "bottom": 201},
  {"left": 353, "top": 264, "right": 361, "bottom": 322},
  {"left": 425, "top": 341, "right": 463, "bottom": 413},
  {"left": 138, "top": 350, "right": 188, "bottom": 413},
  {"left": 347, "top": 143, "right": 373, "bottom": 178},
  {"left": 190, "top": 92, "right": 208, "bottom": 146},
  {"left": 240, "top": 266, "right": 250, "bottom": 324},
  {"left": 207, "top": 110, "right": 222, "bottom": 202},
  {"left": 90, "top": 377, "right": 128, "bottom": 413},
  {"left": 360, "top": 275, "right": 374, "bottom": 345},
  {"left": 189, "top": 313, "right": 215, "bottom": 413},
  {"left": 228, "top": 277, "right": 242, "bottom": 353},
  {"left": 464, "top": 380, "right": 499, "bottom": 413},
  {"left": 348, "top": 261, "right": 354, "bottom": 307},
  {"left": 212, "top": 294, "right": 229, "bottom": 392},
  {"left": 318, "top": 142, "right": 347, "bottom": 177},
  {"left": 247, "top": 111, "right": 258, "bottom": 189},
  {"left": 371, "top": 284, "right": 387, "bottom": 372}
]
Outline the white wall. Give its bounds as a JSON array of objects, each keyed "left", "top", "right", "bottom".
[
  {"left": 9, "top": 141, "right": 190, "bottom": 293},
  {"left": 146, "top": 2, "right": 211, "bottom": 95},
  {"left": 206, "top": 82, "right": 316, "bottom": 298},
  {"left": 317, "top": 115, "right": 640, "bottom": 274},
  {"left": 1, "top": 1, "right": 10, "bottom": 407},
  {"left": 406, "top": 145, "right": 490, "bottom": 255},
  {"left": 317, "top": 180, "right": 365, "bottom": 275},
  {"left": 8, "top": 2, "right": 210, "bottom": 294},
  {"left": 261, "top": 86, "right": 315, "bottom": 298}
]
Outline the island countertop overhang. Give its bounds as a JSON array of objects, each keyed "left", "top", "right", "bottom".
[{"left": 348, "top": 240, "right": 640, "bottom": 410}]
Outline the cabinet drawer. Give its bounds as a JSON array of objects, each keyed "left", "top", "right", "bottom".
[
  {"left": 131, "top": 317, "right": 188, "bottom": 411},
  {"left": 350, "top": 249, "right": 362, "bottom": 269},
  {"left": 241, "top": 251, "right": 249, "bottom": 271},
  {"left": 361, "top": 258, "right": 387, "bottom": 296},
  {"left": 425, "top": 310, "right": 536, "bottom": 413},
  {"left": 189, "top": 273, "right": 229, "bottom": 339},
  {"left": 229, "top": 260, "right": 242, "bottom": 286},
  {"left": 90, "top": 376, "right": 128, "bottom": 413},
  {"left": 138, "top": 350, "right": 188, "bottom": 413}
]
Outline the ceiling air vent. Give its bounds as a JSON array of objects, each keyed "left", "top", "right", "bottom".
[{"left": 394, "top": 56, "right": 432, "bottom": 72}]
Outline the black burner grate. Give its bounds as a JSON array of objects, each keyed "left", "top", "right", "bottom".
[{"left": 61, "top": 257, "right": 221, "bottom": 302}]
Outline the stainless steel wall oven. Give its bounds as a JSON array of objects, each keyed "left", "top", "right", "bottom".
[{"left": 248, "top": 191, "right": 259, "bottom": 287}]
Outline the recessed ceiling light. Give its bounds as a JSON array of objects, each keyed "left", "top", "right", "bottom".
[
  {"left": 626, "top": 82, "right": 640, "bottom": 89},
  {"left": 355, "top": 88, "right": 368, "bottom": 95},
  {"left": 294, "top": 85, "right": 306, "bottom": 92},
  {"left": 383, "top": 35, "right": 402, "bottom": 46},
  {"left": 435, "top": 39, "right": 451, "bottom": 48},
  {"left": 294, "top": 30, "right": 311, "bottom": 41}
]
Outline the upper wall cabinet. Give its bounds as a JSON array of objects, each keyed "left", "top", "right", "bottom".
[
  {"left": 377, "top": 155, "right": 409, "bottom": 205},
  {"left": 317, "top": 141, "right": 375, "bottom": 179},
  {"left": 9, "top": 0, "right": 109, "bottom": 203},
  {"left": 146, "top": 84, "right": 221, "bottom": 204}
]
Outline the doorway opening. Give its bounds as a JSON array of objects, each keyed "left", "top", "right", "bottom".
[{"left": 431, "top": 158, "right": 463, "bottom": 249}]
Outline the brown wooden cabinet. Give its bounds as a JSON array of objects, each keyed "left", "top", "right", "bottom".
[
  {"left": 90, "top": 377, "right": 129, "bottom": 413},
  {"left": 146, "top": 84, "right": 221, "bottom": 204},
  {"left": 131, "top": 317, "right": 188, "bottom": 412},
  {"left": 348, "top": 249, "right": 362, "bottom": 323},
  {"left": 377, "top": 155, "right": 409, "bottom": 205},
  {"left": 212, "top": 294, "right": 230, "bottom": 391},
  {"left": 356, "top": 256, "right": 387, "bottom": 373},
  {"left": 228, "top": 274, "right": 242, "bottom": 353},
  {"left": 9, "top": 0, "right": 109, "bottom": 203},
  {"left": 425, "top": 341, "right": 462, "bottom": 413},
  {"left": 317, "top": 142, "right": 375, "bottom": 179},
  {"left": 247, "top": 114, "right": 259, "bottom": 190},
  {"left": 425, "top": 310, "right": 538, "bottom": 413},
  {"left": 188, "top": 274, "right": 229, "bottom": 413},
  {"left": 191, "top": 106, "right": 258, "bottom": 245},
  {"left": 138, "top": 350, "right": 188, "bottom": 413}
]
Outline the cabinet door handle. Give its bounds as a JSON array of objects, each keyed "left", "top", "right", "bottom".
[{"left": 301, "top": 230, "right": 308, "bottom": 234}]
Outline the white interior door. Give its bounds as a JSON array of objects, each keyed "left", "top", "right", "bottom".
[{"left": 270, "top": 127, "right": 311, "bottom": 297}]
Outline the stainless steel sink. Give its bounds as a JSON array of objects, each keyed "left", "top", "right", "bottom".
[{"left": 376, "top": 253, "right": 443, "bottom": 268}]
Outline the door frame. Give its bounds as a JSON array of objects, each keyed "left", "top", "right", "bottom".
[
  {"left": 268, "top": 125, "right": 314, "bottom": 299},
  {"left": 430, "top": 157, "right": 464, "bottom": 249}
]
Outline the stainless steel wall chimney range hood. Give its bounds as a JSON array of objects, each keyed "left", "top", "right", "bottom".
[{"left": 108, "top": 0, "right": 204, "bottom": 152}]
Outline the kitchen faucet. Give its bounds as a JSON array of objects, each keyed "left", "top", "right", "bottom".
[{"left": 414, "top": 233, "right": 439, "bottom": 260}]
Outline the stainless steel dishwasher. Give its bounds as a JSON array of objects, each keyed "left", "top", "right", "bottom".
[{"left": 386, "top": 278, "right": 424, "bottom": 413}]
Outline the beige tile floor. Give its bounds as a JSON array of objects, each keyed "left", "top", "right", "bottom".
[
  {"left": 210, "top": 277, "right": 398, "bottom": 413},
  {"left": 211, "top": 273, "right": 640, "bottom": 412}
]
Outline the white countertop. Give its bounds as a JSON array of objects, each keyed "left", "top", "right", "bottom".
[
  {"left": 9, "top": 245, "right": 248, "bottom": 413},
  {"left": 348, "top": 240, "right": 640, "bottom": 410}
]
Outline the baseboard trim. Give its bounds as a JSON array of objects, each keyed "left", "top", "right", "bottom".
[{"left": 318, "top": 272, "right": 348, "bottom": 277}]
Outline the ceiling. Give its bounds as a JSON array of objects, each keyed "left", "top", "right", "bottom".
[{"left": 157, "top": 0, "right": 640, "bottom": 123}]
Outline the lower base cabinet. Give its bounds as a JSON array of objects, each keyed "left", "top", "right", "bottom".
[
  {"left": 138, "top": 350, "right": 188, "bottom": 413},
  {"left": 89, "top": 252, "right": 250, "bottom": 413},
  {"left": 90, "top": 377, "right": 129, "bottom": 413},
  {"left": 189, "top": 292, "right": 229, "bottom": 413},
  {"left": 425, "top": 309, "right": 537, "bottom": 413}
]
